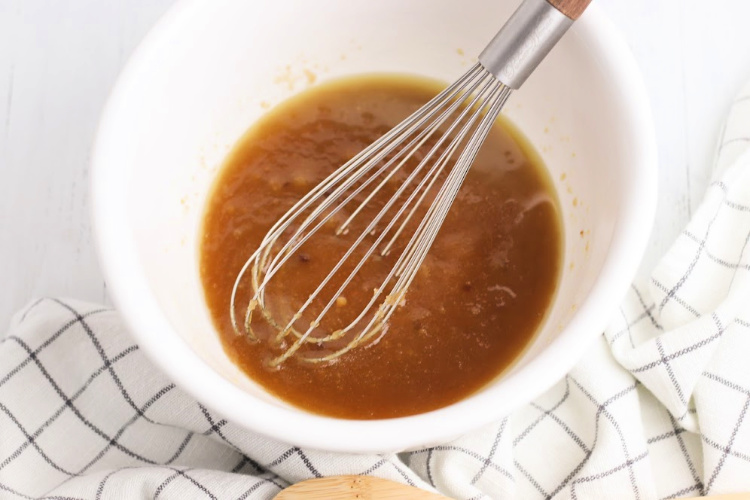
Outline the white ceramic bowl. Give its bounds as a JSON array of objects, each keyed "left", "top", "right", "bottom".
[{"left": 92, "top": 0, "right": 657, "bottom": 453}]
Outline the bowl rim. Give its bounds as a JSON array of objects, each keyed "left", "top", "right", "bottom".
[{"left": 91, "top": 0, "right": 658, "bottom": 453}]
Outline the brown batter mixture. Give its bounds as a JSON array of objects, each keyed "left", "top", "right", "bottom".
[{"left": 200, "top": 75, "right": 562, "bottom": 419}]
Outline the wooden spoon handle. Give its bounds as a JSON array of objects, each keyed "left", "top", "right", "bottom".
[
  {"left": 274, "top": 475, "right": 750, "bottom": 500},
  {"left": 274, "top": 475, "right": 447, "bottom": 500},
  {"left": 546, "top": 0, "right": 593, "bottom": 20},
  {"left": 684, "top": 496, "right": 750, "bottom": 500}
]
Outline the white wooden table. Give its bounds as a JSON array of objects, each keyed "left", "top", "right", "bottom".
[{"left": 1, "top": 0, "right": 749, "bottom": 328}]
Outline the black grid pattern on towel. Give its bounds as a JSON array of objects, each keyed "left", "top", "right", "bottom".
[{"left": 0, "top": 94, "right": 749, "bottom": 500}]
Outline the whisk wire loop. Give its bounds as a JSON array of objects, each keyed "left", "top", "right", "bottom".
[
  {"left": 231, "top": 65, "right": 513, "bottom": 366},
  {"left": 229, "top": 63, "right": 487, "bottom": 331},
  {"left": 268, "top": 73, "right": 509, "bottom": 365},
  {"left": 226, "top": 0, "right": 589, "bottom": 366}
]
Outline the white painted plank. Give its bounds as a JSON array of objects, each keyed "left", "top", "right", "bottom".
[{"left": 0, "top": 0, "right": 175, "bottom": 326}]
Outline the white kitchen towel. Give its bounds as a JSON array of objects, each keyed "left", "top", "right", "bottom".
[{"left": 1, "top": 83, "right": 750, "bottom": 500}]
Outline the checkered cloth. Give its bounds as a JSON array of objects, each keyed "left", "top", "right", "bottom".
[{"left": 2, "top": 85, "right": 750, "bottom": 500}]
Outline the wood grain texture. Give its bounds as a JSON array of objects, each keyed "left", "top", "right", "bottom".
[
  {"left": 685, "top": 496, "right": 750, "bottom": 500},
  {"left": 274, "top": 476, "right": 750, "bottom": 500},
  {"left": 546, "top": 0, "right": 593, "bottom": 19},
  {"left": 273, "top": 476, "right": 447, "bottom": 500}
]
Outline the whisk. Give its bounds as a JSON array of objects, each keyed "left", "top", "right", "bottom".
[{"left": 231, "top": 0, "right": 592, "bottom": 366}]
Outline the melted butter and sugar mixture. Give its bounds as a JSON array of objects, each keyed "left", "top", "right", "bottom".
[{"left": 201, "top": 75, "right": 562, "bottom": 419}]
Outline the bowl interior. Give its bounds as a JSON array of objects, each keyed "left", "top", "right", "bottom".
[{"left": 93, "top": 0, "right": 654, "bottom": 451}]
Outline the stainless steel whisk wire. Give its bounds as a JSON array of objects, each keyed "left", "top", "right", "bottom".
[{"left": 229, "top": 0, "right": 587, "bottom": 366}]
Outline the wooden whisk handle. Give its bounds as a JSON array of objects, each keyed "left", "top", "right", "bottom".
[{"left": 546, "top": 0, "right": 593, "bottom": 20}]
